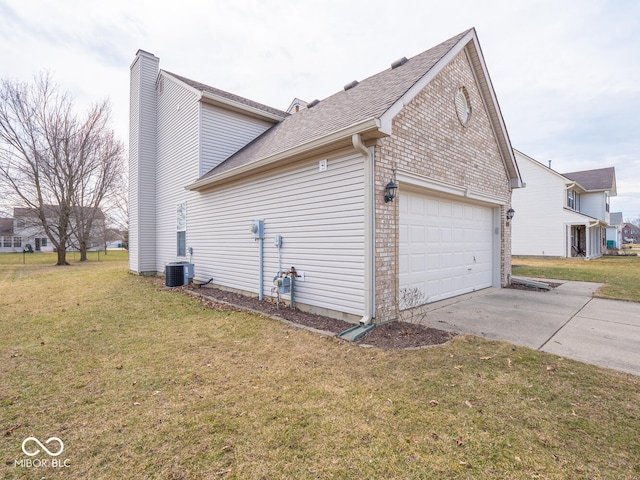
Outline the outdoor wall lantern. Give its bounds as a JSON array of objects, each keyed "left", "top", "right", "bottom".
[
  {"left": 384, "top": 181, "right": 398, "bottom": 203},
  {"left": 506, "top": 208, "right": 515, "bottom": 221}
]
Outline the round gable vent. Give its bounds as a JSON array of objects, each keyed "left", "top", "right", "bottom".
[{"left": 455, "top": 86, "right": 472, "bottom": 125}]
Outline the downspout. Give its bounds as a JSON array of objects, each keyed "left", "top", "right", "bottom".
[{"left": 352, "top": 133, "right": 374, "bottom": 325}]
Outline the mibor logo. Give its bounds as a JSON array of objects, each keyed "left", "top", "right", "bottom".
[{"left": 21, "top": 437, "right": 64, "bottom": 457}]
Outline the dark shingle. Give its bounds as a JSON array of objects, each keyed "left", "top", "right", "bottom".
[
  {"left": 163, "top": 71, "right": 289, "bottom": 119},
  {"left": 199, "top": 29, "right": 472, "bottom": 179},
  {"left": 562, "top": 167, "right": 616, "bottom": 191}
]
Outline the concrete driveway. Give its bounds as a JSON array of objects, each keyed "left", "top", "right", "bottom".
[{"left": 420, "top": 279, "right": 640, "bottom": 376}]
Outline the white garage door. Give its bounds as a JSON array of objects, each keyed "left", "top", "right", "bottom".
[{"left": 399, "top": 191, "right": 495, "bottom": 306}]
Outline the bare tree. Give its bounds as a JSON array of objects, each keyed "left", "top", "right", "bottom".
[
  {"left": 69, "top": 107, "right": 124, "bottom": 261},
  {"left": 103, "top": 171, "right": 129, "bottom": 252},
  {"left": 0, "top": 73, "right": 123, "bottom": 265}
]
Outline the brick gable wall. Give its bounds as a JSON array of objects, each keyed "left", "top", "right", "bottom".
[{"left": 373, "top": 50, "right": 513, "bottom": 322}]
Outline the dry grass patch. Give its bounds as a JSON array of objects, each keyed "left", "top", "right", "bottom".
[
  {"left": 1, "top": 260, "right": 640, "bottom": 479},
  {"left": 513, "top": 255, "right": 640, "bottom": 302}
]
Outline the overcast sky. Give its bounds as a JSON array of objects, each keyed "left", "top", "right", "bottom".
[{"left": 1, "top": 0, "right": 639, "bottom": 219}]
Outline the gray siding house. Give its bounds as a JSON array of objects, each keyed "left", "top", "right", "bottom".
[{"left": 129, "top": 29, "right": 522, "bottom": 324}]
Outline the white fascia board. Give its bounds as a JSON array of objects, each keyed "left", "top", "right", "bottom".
[
  {"left": 381, "top": 30, "right": 522, "bottom": 189},
  {"left": 160, "top": 71, "right": 284, "bottom": 123},
  {"left": 563, "top": 209, "right": 600, "bottom": 223},
  {"left": 515, "top": 149, "right": 567, "bottom": 182},
  {"left": 465, "top": 36, "right": 521, "bottom": 187},
  {"left": 379, "top": 30, "right": 476, "bottom": 135},
  {"left": 160, "top": 71, "right": 202, "bottom": 97},
  {"left": 200, "top": 91, "right": 286, "bottom": 122},
  {"left": 186, "top": 118, "right": 382, "bottom": 191},
  {"left": 397, "top": 170, "right": 506, "bottom": 206}
]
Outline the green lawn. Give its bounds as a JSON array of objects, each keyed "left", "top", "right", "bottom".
[
  {"left": 512, "top": 253, "right": 640, "bottom": 302},
  {"left": 1, "top": 259, "right": 639, "bottom": 479}
]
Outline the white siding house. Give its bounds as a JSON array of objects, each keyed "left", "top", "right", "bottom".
[
  {"left": 129, "top": 29, "right": 523, "bottom": 324},
  {"left": 512, "top": 150, "right": 616, "bottom": 259},
  {"left": 606, "top": 212, "right": 623, "bottom": 249}
]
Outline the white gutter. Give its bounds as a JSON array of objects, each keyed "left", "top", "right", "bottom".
[
  {"left": 186, "top": 118, "right": 382, "bottom": 191},
  {"left": 352, "top": 133, "right": 375, "bottom": 326}
]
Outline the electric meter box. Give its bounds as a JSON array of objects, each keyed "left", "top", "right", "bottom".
[{"left": 250, "top": 220, "right": 264, "bottom": 239}]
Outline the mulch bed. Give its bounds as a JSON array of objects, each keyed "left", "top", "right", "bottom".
[{"left": 175, "top": 283, "right": 456, "bottom": 350}]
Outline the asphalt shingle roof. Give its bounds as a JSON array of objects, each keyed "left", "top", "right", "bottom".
[
  {"left": 163, "top": 71, "right": 289, "bottom": 119},
  {"left": 192, "top": 29, "right": 471, "bottom": 179},
  {"left": 13, "top": 206, "right": 105, "bottom": 219},
  {"left": 562, "top": 167, "right": 616, "bottom": 191}
]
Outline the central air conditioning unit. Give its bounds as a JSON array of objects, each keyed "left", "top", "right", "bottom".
[{"left": 165, "top": 262, "right": 194, "bottom": 288}]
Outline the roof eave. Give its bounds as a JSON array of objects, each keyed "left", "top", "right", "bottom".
[
  {"left": 200, "top": 91, "right": 286, "bottom": 123},
  {"left": 465, "top": 33, "right": 522, "bottom": 189},
  {"left": 379, "top": 28, "right": 523, "bottom": 189},
  {"left": 186, "top": 118, "right": 383, "bottom": 192}
]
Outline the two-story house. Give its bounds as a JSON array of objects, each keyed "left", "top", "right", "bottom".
[
  {"left": 129, "top": 29, "right": 523, "bottom": 324},
  {"left": 11, "top": 208, "right": 55, "bottom": 252},
  {"left": 0, "top": 206, "right": 106, "bottom": 253},
  {"left": 622, "top": 222, "right": 640, "bottom": 243},
  {"left": 0, "top": 217, "right": 22, "bottom": 252},
  {"left": 512, "top": 150, "right": 616, "bottom": 259}
]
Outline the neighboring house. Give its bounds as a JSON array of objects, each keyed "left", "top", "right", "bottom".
[
  {"left": 7, "top": 206, "right": 106, "bottom": 252},
  {"left": 0, "top": 217, "right": 22, "bottom": 252},
  {"left": 129, "top": 28, "right": 523, "bottom": 324},
  {"left": 622, "top": 222, "right": 640, "bottom": 243},
  {"left": 105, "top": 228, "right": 127, "bottom": 250},
  {"left": 12, "top": 208, "right": 54, "bottom": 252},
  {"left": 606, "top": 212, "right": 623, "bottom": 249},
  {"left": 512, "top": 150, "right": 616, "bottom": 259}
]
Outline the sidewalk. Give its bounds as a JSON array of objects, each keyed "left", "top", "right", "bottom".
[{"left": 420, "top": 280, "right": 640, "bottom": 376}]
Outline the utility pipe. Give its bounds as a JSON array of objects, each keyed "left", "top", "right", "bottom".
[{"left": 352, "top": 133, "right": 374, "bottom": 325}]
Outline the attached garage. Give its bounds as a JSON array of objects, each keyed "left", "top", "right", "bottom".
[{"left": 399, "top": 189, "right": 499, "bottom": 305}]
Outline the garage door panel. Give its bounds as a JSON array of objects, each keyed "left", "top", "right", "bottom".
[
  {"left": 400, "top": 191, "right": 495, "bottom": 306},
  {"left": 410, "top": 224, "right": 425, "bottom": 244},
  {"left": 409, "top": 195, "right": 425, "bottom": 215},
  {"left": 410, "top": 253, "right": 425, "bottom": 274}
]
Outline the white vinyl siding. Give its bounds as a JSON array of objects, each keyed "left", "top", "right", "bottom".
[
  {"left": 512, "top": 152, "right": 573, "bottom": 256},
  {"left": 129, "top": 52, "right": 158, "bottom": 273},
  {"left": 580, "top": 192, "right": 608, "bottom": 222},
  {"left": 155, "top": 74, "right": 200, "bottom": 269},
  {"left": 200, "top": 104, "right": 273, "bottom": 175},
  {"left": 511, "top": 151, "right": 602, "bottom": 257},
  {"left": 187, "top": 152, "right": 366, "bottom": 317}
]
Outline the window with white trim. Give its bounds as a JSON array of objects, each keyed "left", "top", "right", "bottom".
[
  {"left": 566, "top": 188, "right": 580, "bottom": 211},
  {"left": 176, "top": 203, "right": 186, "bottom": 257}
]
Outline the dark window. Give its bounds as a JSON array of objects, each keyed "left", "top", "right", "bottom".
[{"left": 177, "top": 231, "right": 186, "bottom": 257}]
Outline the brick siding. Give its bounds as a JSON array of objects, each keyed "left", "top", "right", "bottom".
[{"left": 373, "top": 50, "right": 513, "bottom": 323}]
